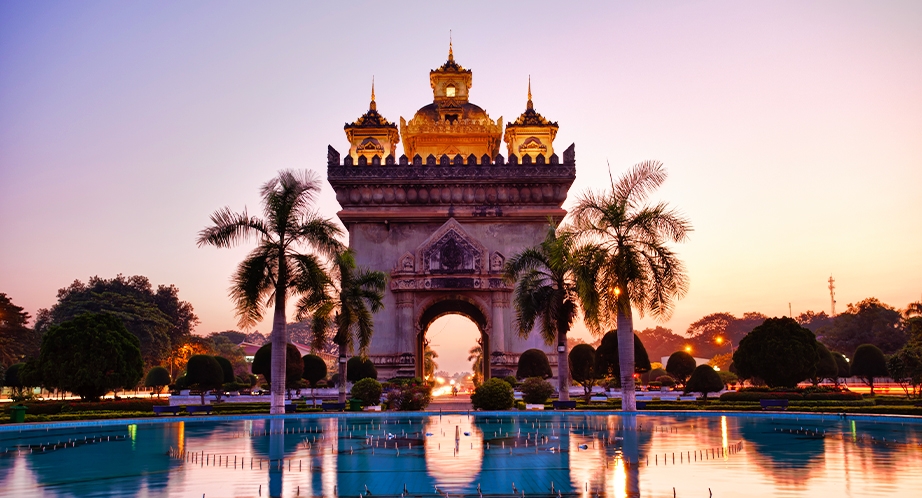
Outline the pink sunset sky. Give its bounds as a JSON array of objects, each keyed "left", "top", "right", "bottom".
[{"left": 1, "top": 2, "right": 920, "bottom": 374}]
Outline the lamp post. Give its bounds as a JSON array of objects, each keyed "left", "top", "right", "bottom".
[{"left": 715, "top": 336, "right": 734, "bottom": 354}]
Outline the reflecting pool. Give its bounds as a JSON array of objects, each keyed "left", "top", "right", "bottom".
[{"left": 2, "top": 412, "right": 921, "bottom": 497}]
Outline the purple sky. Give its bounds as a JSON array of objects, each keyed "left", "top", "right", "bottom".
[{"left": 2, "top": 2, "right": 920, "bottom": 374}]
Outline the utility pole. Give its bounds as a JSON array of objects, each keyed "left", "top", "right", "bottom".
[{"left": 828, "top": 276, "right": 836, "bottom": 317}]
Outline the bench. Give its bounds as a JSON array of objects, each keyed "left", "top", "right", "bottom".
[
  {"left": 552, "top": 400, "right": 577, "bottom": 410},
  {"left": 153, "top": 406, "right": 182, "bottom": 416},
  {"left": 760, "top": 399, "right": 789, "bottom": 411},
  {"left": 185, "top": 405, "right": 214, "bottom": 415},
  {"left": 322, "top": 402, "right": 346, "bottom": 412}
]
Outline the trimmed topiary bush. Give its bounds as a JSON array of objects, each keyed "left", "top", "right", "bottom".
[
  {"left": 144, "top": 366, "right": 172, "bottom": 397},
  {"left": 351, "top": 378, "right": 383, "bottom": 406},
  {"left": 666, "top": 351, "right": 697, "bottom": 385},
  {"left": 732, "top": 317, "right": 819, "bottom": 388},
  {"left": 850, "top": 344, "right": 888, "bottom": 394},
  {"left": 657, "top": 375, "right": 676, "bottom": 388},
  {"left": 520, "top": 377, "right": 554, "bottom": 404},
  {"left": 186, "top": 354, "right": 224, "bottom": 404},
  {"left": 594, "top": 331, "right": 652, "bottom": 382},
  {"left": 516, "top": 349, "right": 552, "bottom": 379},
  {"left": 684, "top": 365, "right": 724, "bottom": 400},
  {"left": 503, "top": 375, "right": 519, "bottom": 389},
  {"left": 251, "top": 343, "right": 305, "bottom": 389},
  {"left": 471, "top": 377, "right": 514, "bottom": 410},
  {"left": 346, "top": 356, "right": 378, "bottom": 383},
  {"left": 214, "top": 356, "right": 235, "bottom": 383}
]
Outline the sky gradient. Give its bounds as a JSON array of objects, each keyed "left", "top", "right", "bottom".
[{"left": 2, "top": 2, "right": 920, "bottom": 374}]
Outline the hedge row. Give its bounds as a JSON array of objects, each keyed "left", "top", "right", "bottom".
[{"left": 4, "top": 399, "right": 168, "bottom": 415}]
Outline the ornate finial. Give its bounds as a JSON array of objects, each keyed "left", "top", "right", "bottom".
[
  {"left": 448, "top": 30, "right": 454, "bottom": 62},
  {"left": 527, "top": 76, "right": 533, "bottom": 110},
  {"left": 370, "top": 76, "right": 376, "bottom": 111}
]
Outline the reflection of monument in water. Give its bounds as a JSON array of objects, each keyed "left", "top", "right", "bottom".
[{"left": 327, "top": 45, "right": 577, "bottom": 381}]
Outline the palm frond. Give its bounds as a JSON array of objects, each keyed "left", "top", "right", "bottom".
[
  {"left": 229, "top": 246, "right": 275, "bottom": 329},
  {"left": 197, "top": 208, "right": 271, "bottom": 248}
]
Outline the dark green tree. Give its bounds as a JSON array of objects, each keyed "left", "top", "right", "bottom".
[
  {"left": 185, "top": 354, "right": 224, "bottom": 404},
  {"left": 0, "top": 293, "right": 40, "bottom": 366},
  {"left": 299, "top": 249, "right": 386, "bottom": 403},
  {"left": 665, "top": 351, "right": 697, "bottom": 386},
  {"left": 252, "top": 343, "right": 305, "bottom": 391},
  {"left": 733, "top": 317, "right": 818, "bottom": 388},
  {"left": 818, "top": 298, "right": 907, "bottom": 355},
  {"left": 346, "top": 356, "right": 377, "bottom": 383},
  {"left": 505, "top": 226, "right": 600, "bottom": 403},
  {"left": 37, "top": 313, "right": 144, "bottom": 401},
  {"left": 813, "top": 342, "right": 838, "bottom": 386},
  {"left": 519, "top": 377, "right": 554, "bottom": 404},
  {"left": 850, "top": 344, "right": 888, "bottom": 394},
  {"left": 516, "top": 348, "right": 553, "bottom": 380},
  {"left": 888, "top": 343, "right": 922, "bottom": 397},
  {"left": 684, "top": 365, "right": 724, "bottom": 400},
  {"left": 199, "top": 169, "right": 343, "bottom": 414},
  {"left": 595, "top": 331, "right": 652, "bottom": 384},
  {"left": 3, "top": 362, "right": 27, "bottom": 399},
  {"left": 301, "top": 354, "right": 328, "bottom": 403},
  {"left": 831, "top": 352, "right": 850, "bottom": 387},
  {"left": 214, "top": 356, "right": 235, "bottom": 383},
  {"left": 569, "top": 344, "right": 598, "bottom": 402},
  {"left": 144, "top": 366, "right": 172, "bottom": 397}
]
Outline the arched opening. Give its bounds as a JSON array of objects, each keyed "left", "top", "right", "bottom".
[
  {"left": 417, "top": 298, "right": 490, "bottom": 385},
  {"left": 425, "top": 315, "right": 482, "bottom": 393}
]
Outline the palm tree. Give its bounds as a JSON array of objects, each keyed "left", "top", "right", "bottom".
[
  {"left": 571, "top": 161, "right": 691, "bottom": 412},
  {"left": 504, "top": 226, "right": 599, "bottom": 402},
  {"left": 298, "top": 249, "right": 386, "bottom": 403},
  {"left": 423, "top": 341, "right": 439, "bottom": 379},
  {"left": 198, "top": 170, "right": 343, "bottom": 414},
  {"left": 468, "top": 340, "right": 483, "bottom": 386}
]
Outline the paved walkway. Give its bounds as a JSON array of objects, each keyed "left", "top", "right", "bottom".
[{"left": 428, "top": 394, "right": 472, "bottom": 411}]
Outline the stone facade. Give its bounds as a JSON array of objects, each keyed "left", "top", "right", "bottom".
[{"left": 327, "top": 49, "right": 576, "bottom": 380}]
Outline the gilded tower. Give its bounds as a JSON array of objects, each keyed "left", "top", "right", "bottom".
[
  {"left": 399, "top": 44, "right": 503, "bottom": 161},
  {"left": 344, "top": 80, "right": 400, "bottom": 163},
  {"left": 503, "top": 77, "right": 559, "bottom": 160}
]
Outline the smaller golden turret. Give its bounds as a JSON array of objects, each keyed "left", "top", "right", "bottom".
[
  {"left": 344, "top": 77, "right": 400, "bottom": 164},
  {"left": 503, "top": 76, "right": 559, "bottom": 161}
]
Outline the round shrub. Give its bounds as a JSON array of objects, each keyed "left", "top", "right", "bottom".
[
  {"left": 471, "top": 377, "right": 514, "bottom": 410},
  {"left": 144, "top": 366, "right": 172, "bottom": 396},
  {"left": 385, "top": 378, "right": 432, "bottom": 411},
  {"left": 850, "top": 344, "right": 888, "bottom": 394},
  {"left": 351, "top": 378, "right": 383, "bottom": 406},
  {"left": 516, "top": 349, "right": 552, "bottom": 379},
  {"left": 214, "top": 356, "right": 235, "bottom": 383},
  {"left": 519, "top": 377, "right": 554, "bottom": 404},
  {"left": 503, "top": 375, "right": 519, "bottom": 389},
  {"left": 251, "top": 343, "right": 305, "bottom": 388},
  {"left": 594, "top": 331, "right": 652, "bottom": 381},
  {"left": 656, "top": 375, "right": 676, "bottom": 387},
  {"left": 301, "top": 354, "right": 327, "bottom": 389},
  {"left": 684, "top": 365, "right": 724, "bottom": 400},
  {"left": 346, "top": 356, "right": 378, "bottom": 383},
  {"left": 732, "top": 317, "right": 818, "bottom": 388},
  {"left": 666, "top": 351, "right": 697, "bottom": 385}
]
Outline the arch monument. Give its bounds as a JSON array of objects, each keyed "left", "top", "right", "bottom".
[{"left": 326, "top": 48, "right": 576, "bottom": 381}]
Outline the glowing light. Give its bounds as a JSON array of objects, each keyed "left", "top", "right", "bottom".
[
  {"left": 716, "top": 337, "right": 724, "bottom": 345},
  {"left": 720, "top": 416, "right": 728, "bottom": 458},
  {"left": 684, "top": 345, "right": 692, "bottom": 353},
  {"left": 612, "top": 454, "right": 627, "bottom": 498},
  {"left": 714, "top": 366, "right": 721, "bottom": 372}
]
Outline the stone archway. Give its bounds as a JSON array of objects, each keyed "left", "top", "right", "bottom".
[{"left": 416, "top": 296, "right": 491, "bottom": 380}]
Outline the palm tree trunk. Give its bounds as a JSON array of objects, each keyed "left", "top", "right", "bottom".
[
  {"left": 557, "top": 329, "right": 570, "bottom": 402},
  {"left": 618, "top": 306, "right": 636, "bottom": 412},
  {"left": 269, "top": 257, "right": 288, "bottom": 415},
  {"left": 338, "top": 348, "right": 347, "bottom": 403}
]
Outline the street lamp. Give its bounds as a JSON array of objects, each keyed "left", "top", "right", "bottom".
[
  {"left": 715, "top": 336, "right": 734, "bottom": 354},
  {"left": 684, "top": 345, "right": 692, "bottom": 353}
]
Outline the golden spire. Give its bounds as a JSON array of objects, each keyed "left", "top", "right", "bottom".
[
  {"left": 448, "top": 30, "right": 454, "bottom": 62},
  {"left": 527, "top": 75, "right": 533, "bottom": 110},
  {"left": 370, "top": 76, "right": 376, "bottom": 111}
]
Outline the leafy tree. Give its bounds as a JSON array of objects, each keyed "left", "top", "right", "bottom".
[
  {"left": 36, "top": 312, "right": 144, "bottom": 401},
  {"left": 818, "top": 298, "right": 907, "bottom": 355},
  {"left": 214, "top": 356, "right": 235, "bottom": 383},
  {"left": 569, "top": 344, "right": 598, "bottom": 402},
  {"left": 199, "top": 169, "right": 344, "bottom": 414},
  {"left": 594, "top": 331, "right": 652, "bottom": 384},
  {"left": 831, "top": 352, "right": 850, "bottom": 387},
  {"left": 733, "top": 317, "right": 818, "bottom": 388},
  {"left": 3, "top": 362, "right": 27, "bottom": 399},
  {"left": 346, "top": 356, "right": 377, "bottom": 383},
  {"left": 144, "top": 366, "right": 172, "bottom": 397},
  {"left": 351, "top": 378, "right": 383, "bottom": 406},
  {"left": 571, "top": 161, "right": 692, "bottom": 411},
  {"left": 209, "top": 336, "right": 249, "bottom": 378},
  {"left": 505, "top": 225, "right": 599, "bottom": 402},
  {"left": 520, "top": 377, "right": 554, "bottom": 404},
  {"left": 665, "top": 351, "right": 697, "bottom": 386},
  {"left": 796, "top": 310, "right": 834, "bottom": 333},
  {"left": 471, "top": 377, "right": 514, "bottom": 410},
  {"left": 208, "top": 330, "right": 248, "bottom": 345},
  {"left": 635, "top": 326, "right": 685, "bottom": 363},
  {"left": 252, "top": 343, "right": 305, "bottom": 391},
  {"left": 850, "top": 344, "right": 888, "bottom": 394},
  {"left": 685, "top": 312, "right": 768, "bottom": 358},
  {"left": 813, "top": 342, "right": 838, "bottom": 386},
  {"left": 34, "top": 276, "right": 197, "bottom": 368},
  {"left": 684, "top": 365, "right": 724, "bottom": 400},
  {"left": 888, "top": 343, "right": 922, "bottom": 397},
  {"left": 299, "top": 249, "right": 386, "bottom": 403},
  {"left": 516, "top": 348, "right": 553, "bottom": 380},
  {"left": 301, "top": 354, "right": 327, "bottom": 403},
  {"left": 0, "top": 293, "right": 40, "bottom": 366},
  {"left": 185, "top": 354, "right": 224, "bottom": 404}
]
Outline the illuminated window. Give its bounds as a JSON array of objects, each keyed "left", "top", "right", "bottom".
[{"left": 446, "top": 85, "right": 456, "bottom": 97}]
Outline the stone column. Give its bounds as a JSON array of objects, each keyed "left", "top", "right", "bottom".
[
  {"left": 395, "top": 292, "right": 414, "bottom": 355},
  {"left": 491, "top": 292, "right": 509, "bottom": 353}
]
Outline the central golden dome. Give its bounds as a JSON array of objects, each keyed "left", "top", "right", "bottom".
[{"left": 399, "top": 46, "right": 502, "bottom": 161}]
